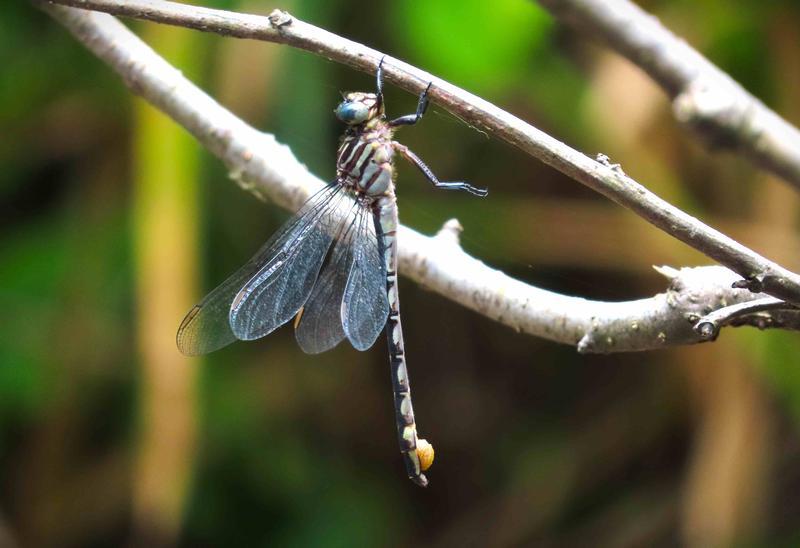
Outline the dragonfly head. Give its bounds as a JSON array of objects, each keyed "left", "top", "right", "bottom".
[{"left": 335, "top": 92, "right": 382, "bottom": 125}]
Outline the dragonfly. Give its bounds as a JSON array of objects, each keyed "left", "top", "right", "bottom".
[{"left": 176, "top": 57, "right": 487, "bottom": 487}]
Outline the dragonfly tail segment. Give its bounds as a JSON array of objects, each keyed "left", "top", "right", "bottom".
[
  {"left": 374, "top": 195, "right": 433, "bottom": 487},
  {"left": 389, "top": 318, "right": 431, "bottom": 488}
]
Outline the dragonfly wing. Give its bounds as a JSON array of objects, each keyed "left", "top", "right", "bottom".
[
  {"left": 342, "top": 209, "right": 389, "bottom": 351},
  {"left": 176, "top": 266, "right": 258, "bottom": 356},
  {"left": 176, "top": 183, "right": 344, "bottom": 356},
  {"left": 229, "top": 184, "right": 354, "bottom": 341},
  {"left": 294, "top": 205, "right": 366, "bottom": 354}
]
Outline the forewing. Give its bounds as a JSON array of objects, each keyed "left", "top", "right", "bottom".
[
  {"left": 229, "top": 184, "right": 352, "bottom": 341},
  {"left": 176, "top": 183, "right": 344, "bottom": 356},
  {"left": 294, "top": 204, "right": 365, "bottom": 354},
  {"left": 342, "top": 209, "right": 389, "bottom": 351}
]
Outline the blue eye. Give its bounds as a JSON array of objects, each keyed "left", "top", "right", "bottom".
[{"left": 335, "top": 102, "right": 369, "bottom": 124}]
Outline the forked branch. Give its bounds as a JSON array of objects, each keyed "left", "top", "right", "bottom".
[
  {"left": 39, "top": 0, "right": 800, "bottom": 307},
  {"left": 36, "top": 2, "right": 800, "bottom": 352}
]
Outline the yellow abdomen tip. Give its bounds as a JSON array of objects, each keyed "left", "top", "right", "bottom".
[{"left": 416, "top": 438, "right": 434, "bottom": 471}]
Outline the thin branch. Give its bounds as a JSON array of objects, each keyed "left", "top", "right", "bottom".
[
  {"left": 537, "top": 0, "right": 800, "bottom": 191},
  {"left": 37, "top": 3, "right": 800, "bottom": 353},
  {"left": 39, "top": 0, "right": 800, "bottom": 308},
  {"left": 695, "top": 297, "right": 798, "bottom": 340}
]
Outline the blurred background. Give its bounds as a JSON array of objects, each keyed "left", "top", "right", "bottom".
[{"left": 2, "top": 0, "right": 800, "bottom": 546}]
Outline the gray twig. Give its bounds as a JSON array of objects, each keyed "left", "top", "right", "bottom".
[
  {"left": 38, "top": 0, "right": 800, "bottom": 307},
  {"left": 536, "top": 0, "right": 800, "bottom": 191},
  {"left": 36, "top": 2, "right": 800, "bottom": 352},
  {"left": 695, "top": 297, "right": 799, "bottom": 341}
]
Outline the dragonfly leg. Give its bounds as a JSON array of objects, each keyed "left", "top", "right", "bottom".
[
  {"left": 393, "top": 143, "right": 488, "bottom": 197},
  {"left": 389, "top": 83, "right": 432, "bottom": 127},
  {"left": 376, "top": 56, "right": 386, "bottom": 113}
]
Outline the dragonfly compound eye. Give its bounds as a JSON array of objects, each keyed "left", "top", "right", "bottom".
[
  {"left": 416, "top": 439, "right": 434, "bottom": 472},
  {"left": 335, "top": 101, "right": 371, "bottom": 124}
]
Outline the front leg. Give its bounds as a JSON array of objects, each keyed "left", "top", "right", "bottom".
[
  {"left": 393, "top": 143, "right": 488, "bottom": 197},
  {"left": 389, "top": 83, "right": 432, "bottom": 127},
  {"left": 375, "top": 56, "right": 386, "bottom": 112}
]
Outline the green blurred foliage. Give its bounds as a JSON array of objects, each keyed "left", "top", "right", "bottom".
[
  {"left": 2, "top": 0, "right": 800, "bottom": 546},
  {"left": 391, "top": 0, "right": 552, "bottom": 94},
  {"left": 741, "top": 330, "right": 800, "bottom": 422}
]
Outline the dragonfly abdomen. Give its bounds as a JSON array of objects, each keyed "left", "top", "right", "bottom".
[{"left": 373, "top": 194, "right": 429, "bottom": 487}]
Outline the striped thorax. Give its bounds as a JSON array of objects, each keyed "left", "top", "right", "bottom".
[{"left": 335, "top": 92, "right": 396, "bottom": 197}]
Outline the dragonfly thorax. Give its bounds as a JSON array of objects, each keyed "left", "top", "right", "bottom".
[{"left": 336, "top": 127, "right": 396, "bottom": 197}]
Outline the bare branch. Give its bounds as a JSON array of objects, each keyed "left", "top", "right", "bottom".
[
  {"left": 37, "top": 2, "right": 800, "bottom": 352},
  {"left": 695, "top": 297, "right": 799, "bottom": 340},
  {"left": 39, "top": 0, "right": 800, "bottom": 308},
  {"left": 536, "top": 0, "right": 800, "bottom": 191}
]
